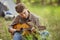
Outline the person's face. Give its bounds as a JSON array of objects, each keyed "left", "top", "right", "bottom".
[{"left": 19, "top": 9, "right": 29, "bottom": 18}]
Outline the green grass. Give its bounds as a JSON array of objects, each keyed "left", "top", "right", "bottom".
[
  {"left": 0, "top": 17, "right": 11, "bottom": 40},
  {"left": 0, "top": 5, "right": 60, "bottom": 40}
]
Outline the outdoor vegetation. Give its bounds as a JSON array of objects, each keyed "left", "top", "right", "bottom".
[{"left": 0, "top": 0, "right": 60, "bottom": 40}]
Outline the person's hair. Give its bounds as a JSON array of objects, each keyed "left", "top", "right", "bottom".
[{"left": 15, "top": 3, "right": 26, "bottom": 13}]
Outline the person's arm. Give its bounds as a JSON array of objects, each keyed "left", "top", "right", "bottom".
[
  {"left": 35, "top": 18, "right": 40, "bottom": 27},
  {"left": 34, "top": 17, "right": 46, "bottom": 30},
  {"left": 8, "top": 15, "right": 20, "bottom": 33}
]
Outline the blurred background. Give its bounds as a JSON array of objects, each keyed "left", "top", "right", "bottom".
[{"left": 0, "top": 0, "right": 60, "bottom": 40}]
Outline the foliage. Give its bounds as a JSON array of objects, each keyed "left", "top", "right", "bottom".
[{"left": 0, "top": 0, "right": 60, "bottom": 40}]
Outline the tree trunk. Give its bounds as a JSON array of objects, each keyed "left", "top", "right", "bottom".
[
  {"left": 41, "top": 0, "right": 45, "bottom": 5},
  {"left": 58, "top": 0, "right": 60, "bottom": 5},
  {"left": 16, "top": 0, "right": 21, "bottom": 4},
  {"left": 49, "top": 0, "right": 52, "bottom": 5}
]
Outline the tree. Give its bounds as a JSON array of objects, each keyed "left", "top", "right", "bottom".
[
  {"left": 41, "top": 0, "right": 45, "bottom": 5},
  {"left": 49, "top": 0, "right": 53, "bottom": 5},
  {"left": 16, "top": 0, "right": 21, "bottom": 4},
  {"left": 57, "top": 0, "right": 60, "bottom": 5}
]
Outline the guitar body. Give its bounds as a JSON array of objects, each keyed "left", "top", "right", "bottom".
[{"left": 12, "top": 23, "right": 31, "bottom": 36}]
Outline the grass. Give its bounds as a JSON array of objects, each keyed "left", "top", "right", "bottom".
[
  {"left": 0, "top": 5, "right": 60, "bottom": 40},
  {"left": 0, "top": 17, "right": 11, "bottom": 40}
]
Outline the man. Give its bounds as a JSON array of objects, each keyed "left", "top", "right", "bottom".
[{"left": 8, "top": 3, "right": 43, "bottom": 40}]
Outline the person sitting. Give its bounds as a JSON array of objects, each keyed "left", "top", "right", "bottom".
[{"left": 8, "top": 3, "right": 44, "bottom": 40}]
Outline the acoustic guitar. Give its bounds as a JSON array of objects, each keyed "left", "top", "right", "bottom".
[{"left": 10, "top": 23, "right": 32, "bottom": 36}]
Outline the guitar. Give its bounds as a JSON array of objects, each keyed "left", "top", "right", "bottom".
[{"left": 10, "top": 23, "right": 32, "bottom": 36}]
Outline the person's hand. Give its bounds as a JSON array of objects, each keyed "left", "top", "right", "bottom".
[
  {"left": 31, "top": 27, "right": 36, "bottom": 33},
  {"left": 9, "top": 28, "right": 17, "bottom": 34},
  {"left": 31, "top": 27, "right": 35, "bottom": 31},
  {"left": 9, "top": 28, "right": 21, "bottom": 33},
  {"left": 16, "top": 29, "right": 20, "bottom": 31}
]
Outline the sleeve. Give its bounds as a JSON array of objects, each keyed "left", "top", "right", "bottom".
[
  {"left": 34, "top": 17, "right": 43, "bottom": 30},
  {"left": 8, "top": 15, "right": 20, "bottom": 32},
  {"left": 34, "top": 17, "right": 40, "bottom": 27},
  {"left": 34, "top": 17, "right": 46, "bottom": 30},
  {"left": 10, "top": 15, "right": 20, "bottom": 26}
]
